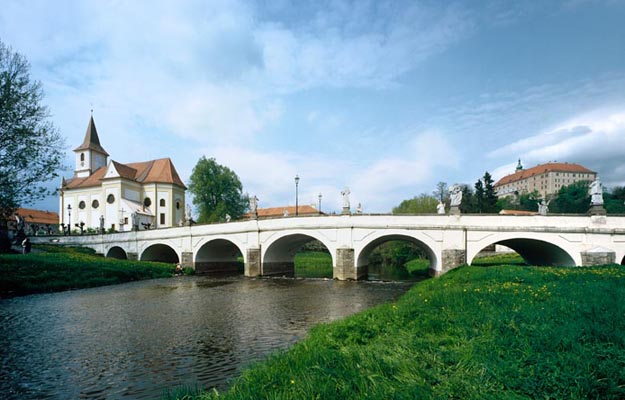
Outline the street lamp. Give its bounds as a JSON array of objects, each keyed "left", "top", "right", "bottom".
[
  {"left": 318, "top": 193, "right": 322, "bottom": 214},
  {"left": 294, "top": 175, "right": 300, "bottom": 216},
  {"left": 67, "top": 204, "right": 72, "bottom": 236}
]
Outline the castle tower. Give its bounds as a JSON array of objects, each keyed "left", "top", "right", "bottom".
[{"left": 73, "top": 115, "right": 109, "bottom": 178}]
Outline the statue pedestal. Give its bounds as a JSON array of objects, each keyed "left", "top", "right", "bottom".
[
  {"left": 341, "top": 207, "right": 350, "bottom": 215},
  {"left": 449, "top": 206, "right": 461, "bottom": 215},
  {"left": 588, "top": 205, "right": 606, "bottom": 216}
]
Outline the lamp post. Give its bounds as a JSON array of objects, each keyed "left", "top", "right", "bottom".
[
  {"left": 67, "top": 204, "right": 72, "bottom": 236},
  {"left": 318, "top": 193, "right": 322, "bottom": 214},
  {"left": 294, "top": 175, "right": 300, "bottom": 216}
]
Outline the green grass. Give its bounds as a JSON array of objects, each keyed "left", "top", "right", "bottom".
[
  {"left": 472, "top": 252, "right": 526, "bottom": 266},
  {"left": 174, "top": 264, "right": 625, "bottom": 400},
  {"left": 1, "top": 245, "right": 175, "bottom": 297},
  {"left": 294, "top": 251, "right": 333, "bottom": 278}
]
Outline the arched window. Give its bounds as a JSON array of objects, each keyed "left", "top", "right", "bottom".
[
  {"left": 176, "top": 201, "right": 181, "bottom": 210},
  {"left": 78, "top": 201, "right": 86, "bottom": 209},
  {"left": 107, "top": 194, "right": 115, "bottom": 204},
  {"left": 160, "top": 199, "right": 166, "bottom": 207},
  {"left": 80, "top": 153, "right": 85, "bottom": 161}
]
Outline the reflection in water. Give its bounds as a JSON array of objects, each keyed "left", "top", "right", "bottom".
[{"left": 0, "top": 276, "right": 412, "bottom": 399}]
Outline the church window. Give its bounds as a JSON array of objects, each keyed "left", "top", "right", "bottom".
[
  {"left": 160, "top": 199, "right": 166, "bottom": 207},
  {"left": 92, "top": 199, "right": 99, "bottom": 209},
  {"left": 80, "top": 153, "right": 85, "bottom": 166},
  {"left": 143, "top": 197, "right": 152, "bottom": 207},
  {"left": 176, "top": 201, "right": 180, "bottom": 210},
  {"left": 107, "top": 194, "right": 115, "bottom": 204},
  {"left": 160, "top": 213, "right": 165, "bottom": 225},
  {"left": 78, "top": 201, "right": 86, "bottom": 209}
]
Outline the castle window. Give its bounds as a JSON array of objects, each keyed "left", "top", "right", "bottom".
[
  {"left": 143, "top": 197, "right": 152, "bottom": 207},
  {"left": 92, "top": 199, "right": 99, "bottom": 209},
  {"left": 107, "top": 194, "right": 115, "bottom": 204},
  {"left": 78, "top": 201, "right": 86, "bottom": 209},
  {"left": 160, "top": 199, "right": 166, "bottom": 207}
]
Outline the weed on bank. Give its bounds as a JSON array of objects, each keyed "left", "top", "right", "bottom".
[
  {"left": 183, "top": 264, "right": 625, "bottom": 399},
  {"left": 0, "top": 246, "right": 175, "bottom": 297}
]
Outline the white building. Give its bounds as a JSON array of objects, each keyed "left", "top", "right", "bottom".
[{"left": 59, "top": 116, "right": 186, "bottom": 232}]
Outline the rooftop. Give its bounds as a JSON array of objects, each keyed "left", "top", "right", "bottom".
[{"left": 495, "top": 162, "right": 595, "bottom": 187}]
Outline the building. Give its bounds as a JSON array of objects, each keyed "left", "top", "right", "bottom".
[
  {"left": 246, "top": 205, "right": 322, "bottom": 219},
  {"left": 494, "top": 160, "right": 596, "bottom": 199},
  {"left": 59, "top": 116, "right": 186, "bottom": 232},
  {"left": 6, "top": 208, "right": 59, "bottom": 238}
]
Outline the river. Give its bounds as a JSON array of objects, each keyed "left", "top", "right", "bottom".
[{"left": 0, "top": 276, "right": 413, "bottom": 399}]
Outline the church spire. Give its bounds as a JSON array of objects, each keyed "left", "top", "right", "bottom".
[
  {"left": 73, "top": 115, "right": 109, "bottom": 156},
  {"left": 516, "top": 158, "right": 523, "bottom": 171}
]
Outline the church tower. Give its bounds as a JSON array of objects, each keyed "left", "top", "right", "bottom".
[{"left": 73, "top": 115, "right": 109, "bottom": 178}]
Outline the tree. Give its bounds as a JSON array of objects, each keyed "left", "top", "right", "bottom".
[
  {"left": 188, "top": 156, "right": 248, "bottom": 223},
  {"left": 550, "top": 181, "right": 590, "bottom": 214},
  {"left": 392, "top": 193, "right": 438, "bottom": 214},
  {"left": 432, "top": 181, "right": 449, "bottom": 204},
  {"left": 605, "top": 186, "right": 625, "bottom": 214},
  {"left": 459, "top": 184, "right": 476, "bottom": 213},
  {"left": 1, "top": 40, "right": 64, "bottom": 250},
  {"left": 474, "top": 179, "right": 484, "bottom": 213},
  {"left": 482, "top": 172, "right": 499, "bottom": 213}
]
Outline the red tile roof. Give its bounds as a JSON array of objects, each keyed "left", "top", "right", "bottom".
[
  {"left": 15, "top": 208, "right": 59, "bottom": 225},
  {"left": 494, "top": 162, "right": 595, "bottom": 187},
  {"left": 498, "top": 209, "right": 538, "bottom": 216},
  {"left": 246, "top": 205, "right": 321, "bottom": 218},
  {"left": 64, "top": 158, "right": 186, "bottom": 189}
]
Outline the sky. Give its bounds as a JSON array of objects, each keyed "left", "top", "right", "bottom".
[{"left": 2, "top": 0, "right": 625, "bottom": 214}]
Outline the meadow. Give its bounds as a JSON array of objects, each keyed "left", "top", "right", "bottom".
[{"left": 0, "top": 245, "right": 176, "bottom": 297}]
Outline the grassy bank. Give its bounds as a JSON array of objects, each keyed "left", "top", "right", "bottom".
[
  {"left": 0, "top": 246, "right": 175, "bottom": 297},
  {"left": 176, "top": 264, "right": 625, "bottom": 399}
]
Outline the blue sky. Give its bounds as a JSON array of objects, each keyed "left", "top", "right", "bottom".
[{"left": 2, "top": 0, "right": 625, "bottom": 213}]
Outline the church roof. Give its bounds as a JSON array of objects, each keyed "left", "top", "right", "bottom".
[
  {"left": 64, "top": 158, "right": 186, "bottom": 189},
  {"left": 73, "top": 116, "right": 109, "bottom": 156},
  {"left": 494, "top": 162, "right": 595, "bottom": 187}
]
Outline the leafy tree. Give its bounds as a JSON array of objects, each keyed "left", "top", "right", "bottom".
[
  {"left": 459, "top": 184, "right": 476, "bottom": 214},
  {"left": 474, "top": 179, "right": 484, "bottom": 213},
  {"left": 550, "top": 181, "right": 590, "bottom": 214},
  {"left": 393, "top": 193, "right": 438, "bottom": 214},
  {"left": 483, "top": 172, "right": 499, "bottom": 213},
  {"left": 605, "top": 186, "right": 625, "bottom": 214},
  {"left": 188, "top": 156, "right": 248, "bottom": 223},
  {"left": 0, "top": 40, "right": 64, "bottom": 250},
  {"left": 433, "top": 181, "right": 449, "bottom": 204}
]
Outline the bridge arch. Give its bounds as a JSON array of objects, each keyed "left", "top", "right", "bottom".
[
  {"left": 195, "top": 239, "right": 245, "bottom": 274},
  {"left": 140, "top": 243, "right": 179, "bottom": 264},
  {"left": 468, "top": 236, "right": 576, "bottom": 267},
  {"left": 262, "top": 232, "right": 335, "bottom": 277},
  {"left": 355, "top": 233, "right": 437, "bottom": 279},
  {"left": 106, "top": 246, "right": 127, "bottom": 260}
]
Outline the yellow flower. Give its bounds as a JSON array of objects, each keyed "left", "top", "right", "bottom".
[{"left": 290, "top": 379, "right": 295, "bottom": 385}]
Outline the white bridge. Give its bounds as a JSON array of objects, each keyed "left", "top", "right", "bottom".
[{"left": 43, "top": 214, "right": 625, "bottom": 279}]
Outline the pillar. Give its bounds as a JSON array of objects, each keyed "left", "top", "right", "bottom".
[
  {"left": 334, "top": 248, "right": 364, "bottom": 280},
  {"left": 127, "top": 252, "right": 138, "bottom": 261},
  {"left": 432, "top": 249, "right": 466, "bottom": 277},
  {"left": 245, "top": 248, "right": 261, "bottom": 277},
  {"left": 181, "top": 251, "right": 194, "bottom": 269},
  {"left": 581, "top": 249, "right": 615, "bottom": 266}
]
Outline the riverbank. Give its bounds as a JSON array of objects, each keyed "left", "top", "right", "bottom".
[
  {"left": 0, "top": 245, "right": 176, "bottom": 297},
  {"left": 173, "top": 263, "right": 625, "bottom": 399}
]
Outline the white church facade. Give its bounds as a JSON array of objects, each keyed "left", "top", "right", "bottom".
[{"left": 59, "top": 116, "right": 186, "bottom": 232}]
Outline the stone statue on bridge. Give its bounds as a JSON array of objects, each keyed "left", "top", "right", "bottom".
[
  {"left": 341, "top": 187, "right": 351, "bottom": 215},
  {"left": 449, "top": 184, "right": 462, "bottom": 215},
  {"left": 249, "top": 195, "right": 259, "bottom": 219},
  {"left": 538, "top": 199, "right": 550, "bottom": 216},
  {"left": 589, "top": 178, "right": 604, "bottom": 206},
  {"left": 437, "top": 202, "right": 445, "bottom": 214}
]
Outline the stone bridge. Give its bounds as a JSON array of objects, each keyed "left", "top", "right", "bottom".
[{"left": 39, "top": 214, "right": 625, "bottom": 279}]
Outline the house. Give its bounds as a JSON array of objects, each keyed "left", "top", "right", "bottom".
[
  {"left": 246, "top": 205, "right": 322, "bottom": 219},
  {"left": 7, "top": 208, "right": 59, "bottom": 237},
  {"left": 494, "top": 160, "right": 596, "bottom": 199},
  {"left": 59, "top": 116, "right": 186, "bottom": 232}
]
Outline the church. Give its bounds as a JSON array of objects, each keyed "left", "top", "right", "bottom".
[{"left": 59, "top": 116, "right": 186, "bottom": 232}]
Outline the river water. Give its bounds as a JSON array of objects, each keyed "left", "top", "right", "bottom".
[{"left": 0, "top": 276, "right": 413, "bottom": 399}]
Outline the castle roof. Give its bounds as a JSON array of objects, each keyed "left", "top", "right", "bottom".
[
  {"left": 494, "top": 162, "right": 595, "bottom": 187},
  {"left": 64, "top": 158, "right": 186, "bottom": 189},
  {"left": 73, "top": 115, "right": 109, "bottom": 156}
]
